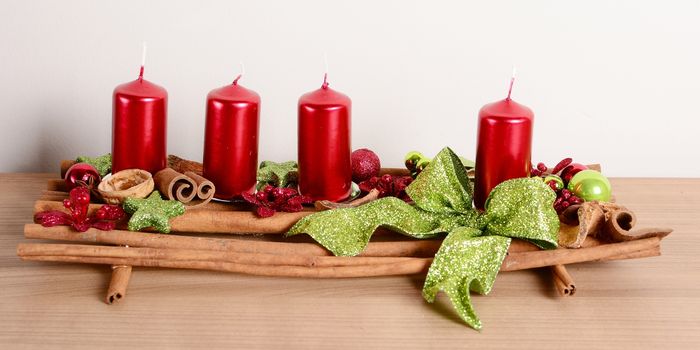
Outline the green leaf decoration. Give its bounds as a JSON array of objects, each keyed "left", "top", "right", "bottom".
[
  {"left": 422, "top": 229, "right": 511, "bottom": 330},
  {"left": 406, "top": 147, "right": 473, "bottom": 215},
  {"left": 481, "top": 178, "right": 559, "bottom": 249}
]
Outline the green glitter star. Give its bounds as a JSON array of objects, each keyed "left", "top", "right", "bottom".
[
  {"left": 123, "top": 191, "right": 185, "bottom": 233},
  {"left": 257, "top": 161, "right": 298, "bottom": 189},
  {"left": 76, "top": 153, "right": 112, "bottom": 177}
]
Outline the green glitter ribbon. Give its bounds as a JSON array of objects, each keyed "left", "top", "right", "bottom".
[
  {"left": 123, "top": 191, "right": 185, "bottom": 233},
  {"left": 287, "top": 147, "right": 558, "bottom": 330},
  {"left": 257, "top": 161, "right": 298, "bottom": 189},
  {"left": 76, "top": 153, "right": 112, "bottom": 177},
  {"left": 422, "top": 229, "right": 511, "bottom": 330}
]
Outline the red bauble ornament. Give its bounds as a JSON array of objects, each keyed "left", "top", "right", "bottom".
[
  {"left": 64, "top": 163, "right": 101, "bottom": 190},
  {"left": 351, "top": 148, "right": 381, "bottom": 183}
]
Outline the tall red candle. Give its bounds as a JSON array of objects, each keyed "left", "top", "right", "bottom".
[
  {"left": 473, "top": 77, "right": 533, "bottom": 209},
  {"left": 112, "top": 66, "right": 168, "bottom": 174},
  {"left": 203, "top": 75, "right": 260, "bottom": 200},
  {"left": 298, "top": 75, "right": 352, "bottom": 202}
]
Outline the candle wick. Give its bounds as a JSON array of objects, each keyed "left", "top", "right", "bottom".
[
  {"left": 322, "top": 73, "right": 329, "bottom": 89},
  {"left": 322, "top": 52, "right": 329, "bottom": 89},
  {"left": 506, "top": 66, "right": 516, "bottom": 100},
  {"left": 506, "top": 76, "right": 514, "bottom": 100},
  {"left": 233, "top": 61, "right": 245, "bottom": 85},
  {"left": 139, "top": 41, "right": 147, "bottom": 81}
]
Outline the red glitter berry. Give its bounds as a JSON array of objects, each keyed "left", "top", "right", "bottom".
[
  {"left": 358, "top": 175, "right": 413, "bottom": 202},
  {"left": 35, "top": 187, "right": 124, "bottom": 232},
  {"left": 242, "top": 186, "right": 313, "bottom": 218},
  {"left": 95, "top": 205, "right": 126, "bottom": 221},
  {"left": 561, "top": 189, "right": 572, "bottom": 199},
  {"left": 551, "top": 158, "right": 573, "bottom": 175}
]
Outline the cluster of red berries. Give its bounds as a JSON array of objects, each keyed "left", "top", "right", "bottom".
[
  {"left": 359, "top": 174, "right": 413, "bottom": 202},
  {"left": 553, "top": 189, "right": 583, "bottom": 213},
  {"left": 532, "top": 158, "right": 586, "bottom": 214},
  {"left": 34, "top": 187, "right": 125, "bottom": 232},
  {"left": 242, "top": 185, "right": 313, "bottom": 218}
]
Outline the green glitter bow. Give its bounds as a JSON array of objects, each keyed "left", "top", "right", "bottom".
[{"left": 287, "top": 147, "right": 558, "bottom": 330}]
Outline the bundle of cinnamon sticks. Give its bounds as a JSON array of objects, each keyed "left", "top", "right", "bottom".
[
  {"left": 26, "top": 158, "right": 670, "bottom": 303},
  {"left": 18, "top": 224, "right": 664, "bottom": 294}
]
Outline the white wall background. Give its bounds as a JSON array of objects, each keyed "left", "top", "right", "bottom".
[{"left": 1, "top": 0, "right": 698, "bottom": 176}]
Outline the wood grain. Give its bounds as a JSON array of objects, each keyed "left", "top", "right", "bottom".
[{"left": 2, "top": 174, "right": 700, "bottom": 349}]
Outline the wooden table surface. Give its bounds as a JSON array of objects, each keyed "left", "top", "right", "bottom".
[{"left": 1, "top": 173, "right": 699, "bottom": 349}]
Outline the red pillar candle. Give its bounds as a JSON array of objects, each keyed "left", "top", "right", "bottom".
[
  {"left": 203, "top": 75, "right": 260, "bottom": 200},
  {"left": 473, "top": 76, "right": 533, "bottom": 209},
  {"left": 112, "top": 66, "right": 168, "bottom": 174},
  {"left": 298, "top": 75, "right": 352, "bottom": 202}
]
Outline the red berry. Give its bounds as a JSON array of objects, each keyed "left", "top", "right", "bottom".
[
  {"left": 381, "top": 174, "right": 393, "bottom": 184},
  {"left": 256, "top": 206, "right": 276, "bottom": 218},
  {"left": 537, "top": 162, "right": 548, "bottom": 172},
  {"left": 561, "top": 163, "right": 588, "bottom": 184},
  {"left": 569, "top": 196, "right": 583, "bottom": 204},
  {"left": 552, "top": 158, "right": 573, "bottom": 175}
]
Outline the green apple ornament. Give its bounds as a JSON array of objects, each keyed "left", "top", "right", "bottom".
[{"left": 567, "top": 170, "right": 611, "bottom": 202}]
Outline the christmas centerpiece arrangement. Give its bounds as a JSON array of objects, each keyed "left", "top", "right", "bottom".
[{"left": 17, "top": 54, "right": 672, "bottom": 330}]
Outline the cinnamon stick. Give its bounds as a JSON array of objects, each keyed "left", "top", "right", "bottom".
[
  {"left": 47, "top": 179, "right": 68, "bottom": 192},
  {"left": 60, "top": 160, "right": 76, "bottom": 178},
  {"left": 34, "top": 200, "right": 313, "bottom": 234},
  {"left": 18, "top": 254, "right": 433, "bottom": 278},
  {"left": 551, "top": 264, "right": 576, "bottom": 296},
  {"left": 604, "top": 210, "right": 673, "bottom": 242},
  {"left": 106, "top": 265, "right": 132, "bottom": 304},
  {"left": 596, "top": 245, "right": 660, "bottom": 262},
  {"left": 23, "top": 224, "right": 443, "bottom": 258},
  {"left": 153, "top": 168, "right": 197, "bottom": 203},
  {"left": 17, "top": 238, "right": 662, "bottom": 279},
  {"left": 184, "top": 171, "right": 215, "bottom": 207},
  {"left": 315, "top": 189, "right": 380, "bottom": 210},
  {"left": 379, "top": 168, "right": 411, "bottom": 176},
  {"left": 167, "top": 155, "right": 203, "bottom": 175},
  {"left": 41, "top": 190, "right": 69, "bottom": 202},
  {"left": 500, "top": 236, "right": 661, "bottom": 271},
  {"left": 17, "top": 243, "right": 420, "bottom": 267}
]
